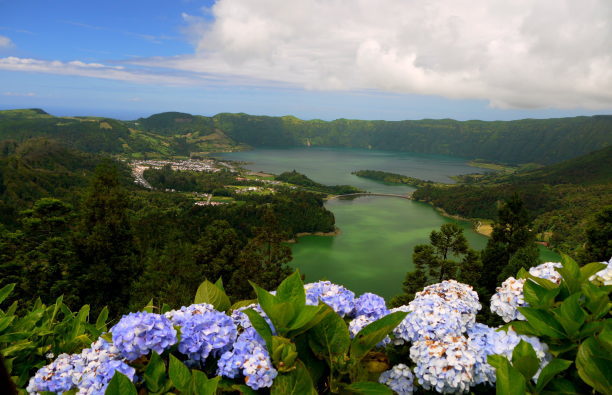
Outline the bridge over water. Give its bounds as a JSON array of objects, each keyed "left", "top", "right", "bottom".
[{"left": 327, "top": 192, "right": 413, "bottom": 200}]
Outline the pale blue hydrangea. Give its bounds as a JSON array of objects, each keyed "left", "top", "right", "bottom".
[
  {"left": 490, "top": 277, "right": 527, "bottom": 322},
  {"left": 529, "top": 262, "right": 563, "bottom": 284},
  {"left": 164, "top": 303, "right": 216, "bottom": 327},
  {"left": 75, "top": 339, "right": 135, "bottom": 395},
  {"left": 354, "top": 292, "right": 389, "bottom": 319},
  {"left": 391, "top": 300, "right": 465, "bottom": 343},
  {"left": 231, "top": 303, "right": 276, "bottom": 334},
  {"left": 348, "top": 314, "right": 390, "bottom": 347},
  {"left": 27, "top": 353, "right": 81, "bottom": 394},
  {"left": 379, "top": 364, "right": 414, "bottom": 394},
  {"left": 304, "top": 281, "right": 355, "bottom": 317},
  {"left": 216, "top": 327, "right": 277, "bottom": 390},
  {"left": 590, "top": 257, "right": 612, "bottom": 286},
  {"left": 466, "top": 323, "right": 501, "bottom": 385},
  {"left": 414, "top": 280, "right": 481, "bottom": 330},
  {"left": 111, "top": 311, "right": 177, "bottom": 361},
  {"left": 178, "top": 310, "right": 237, "bottom": 361},
  {"left": 410, "top": 335, "right": 476, "bottom": 394}
]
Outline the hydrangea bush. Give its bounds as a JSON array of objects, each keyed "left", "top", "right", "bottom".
[{"left": 14, "top": 255, "right": 612, "bottom": 394}]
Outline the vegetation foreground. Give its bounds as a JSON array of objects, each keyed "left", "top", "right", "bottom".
[{"left": 1, "top": 254, "right": 610, "bottom": 394}]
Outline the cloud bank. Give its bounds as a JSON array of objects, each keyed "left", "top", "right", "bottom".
[{"left": 171, "top": 0, "right": 612, "bottom": 109}]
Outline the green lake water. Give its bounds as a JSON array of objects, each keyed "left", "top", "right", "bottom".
[{"left": 215, "top": 147, "right": 560, "bottom": 298}]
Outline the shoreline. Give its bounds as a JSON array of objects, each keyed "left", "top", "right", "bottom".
[
  {"left": 286, "top": 227, "right": 342, "bottom": 243},
  {"left": 424, "top": 203, "right": 492, "bottom": 237}
]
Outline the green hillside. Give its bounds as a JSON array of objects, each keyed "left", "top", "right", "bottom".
[
  {"left": 1, "top": 109, "right": 611, "bottom": 165},
  {"left": 411, "top": 146, "right": 612, "bottom": 253}
]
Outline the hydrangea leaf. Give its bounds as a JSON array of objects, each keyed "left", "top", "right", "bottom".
[
  {"left": 275, "top": 270, "right": 306, "bottom": 307},
  {"left": 105, "top": 372, "right": 137, "bottom": 395},
  {"left": 243, "top": 308, "right": 274, "bottom": 352},
  {"left": 230, "top": 299, "right": 258, "bottom": 311},
  {"left": 169, "top": 354, "right": 192, "bottom": 393},
  {"left": 194, "top": 280, "right": 231, "bottom": 312},
  {"left": 308, "top": 306, "right": 350, "bottom": 363},
  {"left": 576, "top": 336, "right": 612, "bottom": 395},
  {"left": 557, "top": 254, "right": 582, "bottom": 294},
  {"left": 349, "top": 311, "right": 407, "bottom": 363},
  {"left": 581, "top": 282, "right": 610, "bottom": 318},
  {"left": 553, "top": 293, "right": 586, "bottom": 337},
  {"left": 487, "top": 354, "right": 526, "bottom": 395},
  {"left": 523, "top": 280, "right": 560, "bottom": 309},
  {"left": 580, "top": 262, "right": 607, "bottom": 279},
  {"left": 517, "top": 307, "right": 566, "bottom": 339},
  {"left": 95, "top": 307, "right": 109, "bottom": 330},
  {"left": 345, "top": 381, "right": 393, "bottom": 394},
  {"left": 144, "top": 351, "right": 167, "bottom": 393},
  {"left": 511, "top": 340, "right": 539, "bottom": 380},
  {"left": 191, "top": 370, "right": 220, "bottom": 395},
  {"left": 270, "top": 360, "right": 317, "bottom": 395},
  {"left": 535, "top": 358, "right": 573, "bottom": 392}
]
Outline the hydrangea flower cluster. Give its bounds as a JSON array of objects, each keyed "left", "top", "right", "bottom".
[
  {"left": 529, "top": 262, "right": 563, "bottom": 284},
  {"left": 177, "top": 311, "right": 237, "bottom": 361},
  {"left": 111, "top": 312, "right": 178, "bottom": 361},
  {"left": 392, "top": 281, "right": 481, "bottom": 343},
  {"left": 27, "top": 339, "right": 135, "bottom": 395},
  {"left": 164, "top": 303, "right": 216, "bottom": 326},
  {"left": 354, "top": 292, "right": 389, "bottom": 319},
  {"left": 490, "top": 277, "right": 526, "bottom": 322},
  {"left": 378, "top": 364, "right": 414, "bottom": 395},
  {"left": 304, "top": 280, "right": 355, "bottom": 317},
  {"left": 589, "top": 258, "right": 612, "bottom": 286},
  {"left": 217, "top": 327, "right": 278, "bottom": 390},
  {"left": 410, "top": 335, "right": 476, "bottom": 394}
]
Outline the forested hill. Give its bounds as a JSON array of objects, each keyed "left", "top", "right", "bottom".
[{"left": 2, "top": 108, "right": 612, "bottom": 165}]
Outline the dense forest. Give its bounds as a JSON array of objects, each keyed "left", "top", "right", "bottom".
[{"left": 2, "top": 109, "right": 611, "bottom": 165}]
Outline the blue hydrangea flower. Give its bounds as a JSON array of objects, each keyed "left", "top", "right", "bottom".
[
  {"left": 216, "top": 327, "right": 277, "bottom": 390},
  {"left": 391, "top": 300, "right": 465, "bottom": 343},
  {"left": 75, "top": 339, "right": 135, "bottom": 395},
  {"left": 354, "top": 292, "right": 389, "bottom": 319},
  {"left": 379, "top": 364, "right": 414, "bottom": 395},
  {"left": 304, "top": 281, "right": 355, "bottom": 317},
  {"left": 177, "top": 310, "right": 237, "bottom": 361},
  {"left": 466, "top": 323, "right": 501, "bottom": 385},
  {"left": 410, "top": 335, "right": 476, "bottom": 394},
  {"left": 27, "top": 353, "right": 81, "bottom": 394},
  {"left": 490, "top": 277, "right": 527, "bottom": 322},
  {"left": 231, "top": 303, "right": 276, "bottom": 334},
  {"left": 111, "top": 312, "right": 178, "bottom": 361},
  {"left": 529, "top": 262, "right": 563, "bottom": 284},
  {"left": 414, "top": 280, "right": 481, "bottom": 330},
  {"left": 164, "top": 303, "right": 216, "bottom": 327}
]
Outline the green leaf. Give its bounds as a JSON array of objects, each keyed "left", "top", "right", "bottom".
[
  {"left": 350, "top": 311, "right": 407, "bottom": 363},
  {"left": 104, "top": 372, "right": 137, "bottom": 395},
  {"left": 557, "top": 254, "right": 582, "bottom": 294},
  {"left": 487, "top": 354, "right": 526, "bottom": 395},
  {"left": 0, "top": 283, "right": 15, "bottom": 305},
  {"left": 511, "top": 340, "right": 540, "bottom": 380},
  {"left": 576, "top": 336, "right": 612, "bottom": 395},
  {"left": 523, "top": 280, "right": 560, "bottom": 308},
  {"left": 169, "top": 354, "right": 192, "bottom": 393},
  {"left": 194, "top": 280, "right": 231, "bottom": 312},
  {"left": 275, "top": 271, "right": 306, "bottom": 307},
  {"left": 143, "top": 298, "right": 155, "bottom": 313},
  {"left": 191, "top": 370, "right": 220, "bottom": 395},
  {"left": 231, "top": 299, "right": 258, "bottom": 311},
  {"left": 95, "top": 307, "right": 109, "bottom": 330},
  {"left": 0, "top": 316, "right": 15, "bottom": 332},
  {"left": 308, "top": 306, "right": 351, "bottom": 363},
  {"left": 243, "top": 308, "right": 273, "bottom": 353},
  {"left": 535, "top": 358, "right": 573, "bottom": 392},
  {"left": 507, "top": 321, "right": 538, "bottom": 336},
  {"left": 580, "top": 261, "right": 607, "bottom": 279},
  {"left": 345, "top": 382, "right": 393, "bottom": 394},
  {"left": 214, "top": 277, "right": 225, "bottom": 291},
  {"left": 270, "top": 360, "right": 317, "bottom": 395},
  {"left": 553, "top": 293, "right": 586, "bottom": 337},
  {"left": 144, "top": 351, "right": 167, "bottom": 393},
  {"left": 286, "top": 305, "right": 331, "bottom": 339},
  {"left": 540, "top": 378, "right": 579, "bottom": 394},
  {"left": 518, "top": 307, "right": 566, "bottom": 338},
  {"left": 250, "top": 281, "right": 278, "bottom": 318},
  {"left": 581, "top": 282, "right": 610, "bottom": 318}
]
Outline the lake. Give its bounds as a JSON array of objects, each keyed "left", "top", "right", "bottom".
[{"left": 214, "top": 147, "right": 559, "bottom": 298}]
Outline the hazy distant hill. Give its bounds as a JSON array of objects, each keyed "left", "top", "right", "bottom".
[{"left": 1, "top": 109, "right": 611, "bottom": 164}]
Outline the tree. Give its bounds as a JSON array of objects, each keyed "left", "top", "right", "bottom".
[
  {"left": 578, "top": 206, "right": 612, "bottom": 264},
  {"left": 481, "top": 195, "right": 539, "bottom": 292},
  {"left": 71, "top": 160, "right": 139, "bottom": 316}
]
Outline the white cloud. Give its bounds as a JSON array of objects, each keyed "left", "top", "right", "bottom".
[
  {"left": 3, "top": 91, "right": 36, "bottom": 97},
  {"left": 0, "top": 35, "right": 14, "bottom": 48},
  {"left": 157, "top": 0, "right": 612, "bottom": 109}
]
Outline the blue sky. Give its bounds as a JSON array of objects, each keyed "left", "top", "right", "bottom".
[{"left": 1, "top": 0, "right": 611, "bottom": 121}]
